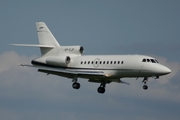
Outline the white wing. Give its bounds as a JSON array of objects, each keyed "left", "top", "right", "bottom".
[{"left": 19, "top": 64, "right": 105, "bottom": 77}]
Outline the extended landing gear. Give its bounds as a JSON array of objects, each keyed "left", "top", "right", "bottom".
[
  {"left": 97, "top": 82, "right": 106, "bottom": 94},
  {"left": 72, "top": 82, "right": 80, "bottom": 89},
  {"left": 97, "top": 87, "right": 105, "bottom": 94},
  {"left": 72, "top": 76, "right": 80, "bottom": 89},
  {"left": 142, "top": 77, "right": 148, "bottom": 90},
  {"left": 143, "top": 85, "right": 148, "bottom": 90}
]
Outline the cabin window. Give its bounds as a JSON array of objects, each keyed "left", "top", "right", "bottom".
[
  {"left": 114, "top": 61, "right": 116, "bottom": 64},
  {"left": 118, "top": 61, "right": 120, "bottom": 64},
  {"left": 121, "top": 61, "right": 124, "bottom": 64},
  {"left": 110, "top": 61, "right": 113, "bottom": 64},
  {"left": 84, "top": 61, "right": 86, "bottom": 64},
  {"left": 100, "top": 61, "right": 102, "bottom": 64},
  {"left": 91, "top": 61, "right": 93, "bottom": 64},
  {"left": 81, "top": 61, "right": 83, "bottom": 64},
  {"left": 103, "top": 61, "right": 105, "bottom": 64},
  {"left": 107, "top": 61, "right": 109, "bottom": 64},
  {"left": 96, "top": 61, "right": 98, "bottom": 64},
  {"left": 88, "top": 61, "right": 90, "bottom": 64}
]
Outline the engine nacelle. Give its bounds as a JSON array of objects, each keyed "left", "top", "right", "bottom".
[
  {"left": 60, "top": 46, "right": 84, "bottom": 55},
  {"left": 45, "top": 56, "right": 71, "bottom": 66}
]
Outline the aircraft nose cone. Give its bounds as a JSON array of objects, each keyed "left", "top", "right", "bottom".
[
  {"left": 160, "top": 66, "right": 171, "bottom": 75},
  {"left": 165, "top": 67, "right": 171, "bottom": 74}
]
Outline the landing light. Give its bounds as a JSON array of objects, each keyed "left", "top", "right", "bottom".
[{"left": 105, "top": 74, "right": 112, "bottom": 77}]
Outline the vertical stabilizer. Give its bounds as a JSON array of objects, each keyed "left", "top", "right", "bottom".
[{"left": 36, "top": 22, "right": 60, "bottom": 56}]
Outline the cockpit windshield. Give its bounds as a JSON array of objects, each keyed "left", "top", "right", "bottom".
[
  {"left": 150, "top": 59, "right": 156, "bottom": 63},
  {"left": 142, "top": 58, "right": 159, "bottom": 63}
]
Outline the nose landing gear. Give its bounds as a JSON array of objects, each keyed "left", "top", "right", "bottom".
[
  {"left": 143, "top": 84, "right": 148, "bottom": 90},
  {"left": 142, "top": 77, "right": 149, "bottom": 90}
]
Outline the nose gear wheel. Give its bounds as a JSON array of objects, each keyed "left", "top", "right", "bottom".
[
  {"left": 142, "top": 77, "right": 149, "bottom": 90},
  {"left": 143, "top": 85, "right": 148, "bottom": 90}
]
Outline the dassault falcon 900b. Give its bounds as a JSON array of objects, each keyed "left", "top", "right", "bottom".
[{"left": 11, "top": 22, "right": 171, "bottom": 94}]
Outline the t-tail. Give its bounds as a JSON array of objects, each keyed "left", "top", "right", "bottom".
[
  {"left": 11, "top": 22, "right": 84, "bottom": 57},
  {"left": 11, "top": 22, "right": 61, "bottom": 56}
]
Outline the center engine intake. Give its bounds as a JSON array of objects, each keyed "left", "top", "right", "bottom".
[
  {"left": 60, "top": 46, "right": 84, "bottom": 55},
  {"left": 45, "top": 56, "right": 71, "bottom": 67}
]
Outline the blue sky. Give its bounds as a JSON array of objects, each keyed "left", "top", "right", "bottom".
[{"left": 0, "top": 0, "right": 180, "bottom": 120}]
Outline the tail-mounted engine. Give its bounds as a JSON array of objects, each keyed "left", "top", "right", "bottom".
[
  {"left": 32, "top": 46, "right": 84, "bottom": 67},
  {"left": 60, "top": 46, "right": 84, "bottom": 55},
  {"left": 45, "top": 56, "right": 71, "bottom": 67}
]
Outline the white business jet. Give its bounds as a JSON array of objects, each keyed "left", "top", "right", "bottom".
[{"left": 12, "top": 22, "right": 171, "bottom": 94}]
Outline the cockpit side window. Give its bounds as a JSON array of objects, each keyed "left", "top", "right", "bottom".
[
  {"left": 150, "top": 59, "right": 156, "bottom": 63},
  {"left": 155, "top": 59, "right": 159, "bottom": 63},
  {"left": 147, "top": 59, "right": 150, "bottom": 62},
  {"left": 142, "top": 59, "right": 146, "bottom": 62}
]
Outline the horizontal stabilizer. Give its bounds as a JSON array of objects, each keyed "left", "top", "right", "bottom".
[{"left": 11, "top": 44, "right": 55, "bottom": 48}]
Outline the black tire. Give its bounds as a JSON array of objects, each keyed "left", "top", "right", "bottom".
[
  {"left": 143, "top": 85, "right": 148, "bottom": 90},
  {"left": 72, "top": 83, "right": 80, "bottom": 89},
  {"left": 97, "top": 87, "right": 105, "bottom": 94}
]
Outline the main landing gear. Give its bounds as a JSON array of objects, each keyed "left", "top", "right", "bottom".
[
  {"left": 71, "top": 76, "right": 107, "bottom": 94},
  {"left": 72, "top": 82, "right": 80, "bottom": 89},
  {"left": 142, "top": 77, "right": 148, "bottom": 90},
  {"left": 97, "top": 82, "right": 106, "bottom": 94},
  {"left": 72, "top": 76, "right": 80, "bottom": 89}
]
